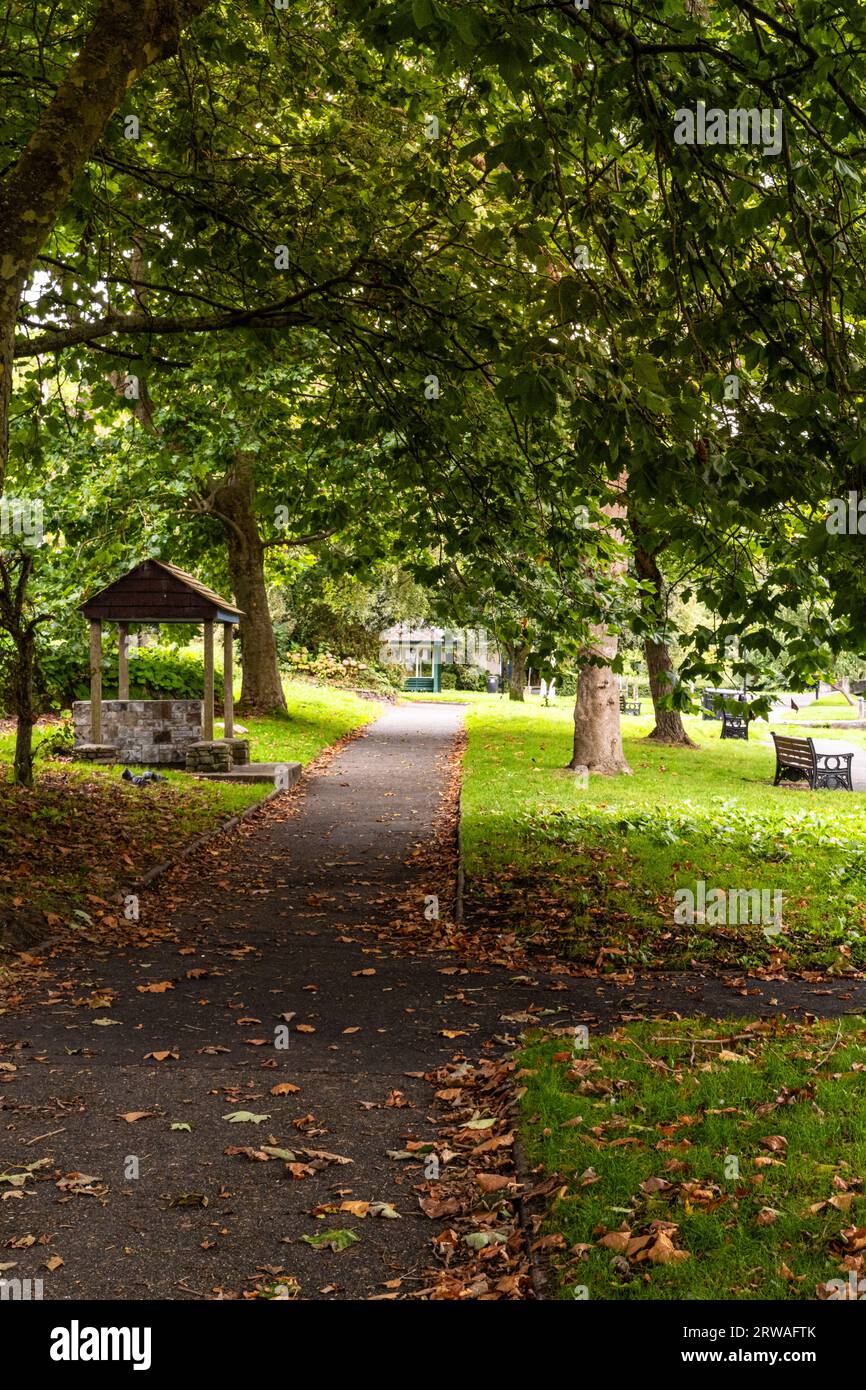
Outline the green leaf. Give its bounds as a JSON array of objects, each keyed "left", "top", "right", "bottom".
[{"left": 301, "top": 1228, "right": 359, "bottom": 1252}]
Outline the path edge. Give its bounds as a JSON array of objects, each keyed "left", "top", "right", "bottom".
[
  {"left": 513, "top": 1129, "right": 555, "bottom": 1301},
  {"left": 129, "top": 774, "right": 299, "bottom": 894},
  {"left": 454, "top": 785, "right": 464, "bottom": 923}
]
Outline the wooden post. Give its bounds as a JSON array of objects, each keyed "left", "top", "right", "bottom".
[
  {"left": 203, "top": 620, "right": 214, "bottom": 740},
  {"left": 223, "top": 622, "right": 234, "bottom": 739},
  {"left": 89, "top": 620, "right": 102, "bottom": 743},
  {"left": 118, "top": 622, "right": 129, "bottom": 699}
]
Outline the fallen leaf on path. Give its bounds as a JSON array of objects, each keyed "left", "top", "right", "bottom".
[{"left": 301, "top": 1229, "right": 359, "bottom": 1252}]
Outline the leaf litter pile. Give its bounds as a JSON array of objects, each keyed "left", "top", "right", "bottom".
[
  {"left": 517, "top": 1015, "right": 866, "bottom": 1300},
  {"left": 0, "top": 766, "right": 259, "bottom": 957},
  {"left": 407, "top": 1053, "right": 534, "bottom": 1299}
]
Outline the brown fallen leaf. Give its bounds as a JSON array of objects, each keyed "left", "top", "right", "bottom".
[
  {"left": 270, "top": 1083, "right": 301, "bottom": 1096},
  {"left": 756, "top": 1207, "right": 780, "bottom": 1226},
  {"left": 599, "top": 1230, "right": 631, "bottom": 1253},
  {"left": 136, "top": 982, "right": 174, "bottom": 994},
  {"left": 297, "top": 1148, "right": 353, "bottom": 1165},
  {"left": 760, "top": 1135, "right": 788, "bottom": 1153},
  {"left": 119, "top": 1111, "right": 154, "bottom": 1124},
  {"left": 475, "top": 1173, "right": 514, "bottom": 1194},
  {"left": 340, "top": 1201, "right": 370, "bottom": 1218},
  {"left": 647, "top": 1232, "right": 690, "bottom": 1264},
  {"left": 640, "top": 1176, "right": 672, "bottom": 1193}
]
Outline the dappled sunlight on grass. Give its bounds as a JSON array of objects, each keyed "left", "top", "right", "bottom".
[
  {"left": 519, "top": 1017, "right": 866, "bottom": 1300},
  {"left": 461, "top": 703, "right": 866, "bottom": 973}
]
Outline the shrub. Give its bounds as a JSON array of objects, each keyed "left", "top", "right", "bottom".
[
  {"left": 126, "top": 647, "right": 216, "bottom": 699},
  {"left": 442, "top": 662, "right": 488, "bottom": 691},
  {"left": 31, "top": 637, "right": 215, "bottom": 706},
  {"left": 34, "top": 716, "right": 74, "bottom": 759},
  {"left": 282, "top": 647, "right": 396, "bottom": 694},
  {"left": 440, "top": 671, "right": 458, "bottom": 690}
]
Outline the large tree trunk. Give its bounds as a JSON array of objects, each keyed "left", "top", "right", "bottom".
[
  {"left": 642, "top": 635, "right": 695, "bottom": 744},
  {"left": 569, "top": 473, "right": 631, "bottom": 774},
  {"left": 508, "top": 640, "right": 528, "bottom": 702},
  {"left": 0, "top": 0, "right": 211, "bottom": 481},
  {"left": 204, "top": 458, "right": 286, "bottom": 713},
  {"left": 570, "top": 658, "right": 631, "bottom": 773},
  {"left": 13, "top": 627, "right": 37, "bottom": 788},
  {"left": 630, "top": 521, "right": 697, "bottom": 746},
  {"left": 0, "top": 553, "right": 40, "bottom": 786}
]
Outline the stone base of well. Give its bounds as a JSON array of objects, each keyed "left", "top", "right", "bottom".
[
  {"left": 73, "top": 700, "right": 204, "bottom": 766},
  {"left": 74, "top": 743, "right": 118, "bottom": 765},
  {"left": 223, "top": 737, "right": 251, "bottom": 766},
  {"left": 185, "top": 740, "right": 233, "bottom": 774}
]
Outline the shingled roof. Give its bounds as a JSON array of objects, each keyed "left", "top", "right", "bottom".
[{"left": 80, "top": 559, "right": 243, "bottom": 624}]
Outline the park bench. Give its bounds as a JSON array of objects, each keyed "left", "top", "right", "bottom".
[
  {"left": 720, "top": 709, "right": 749, "bottom": 740},
  {"left": 701, "top": 688, "right": 720, "bottom": 720},
  {"left": 771, "top": 733, "right": 854, "bottom": 791},
  {"left": 619, "top": 694, "right": 642, "bottom": 716}
]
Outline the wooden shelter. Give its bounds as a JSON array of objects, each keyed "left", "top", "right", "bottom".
[{"left": 79, "top": 560, "right": 242, "bottom": 744}]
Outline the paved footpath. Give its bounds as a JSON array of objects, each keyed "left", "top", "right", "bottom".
[{"left": 2, "top": 703, "right": 866, "bottom": 1300}]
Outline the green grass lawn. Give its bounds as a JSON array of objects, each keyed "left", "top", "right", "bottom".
[
  {"left": 0, "top": 680, "right": 378, "bottom": 953},
  {"left": 773, "top": 691, "right": 863, "bottom": 722},
  {"left": 518, "top": 1017, "right": 866, "bottom": 1301},
  {"left": 398, "top": 689, "right": 502, "bottom": 704},
  {"left": 461, "top": 701, "right": 866, "bottom": 973}
]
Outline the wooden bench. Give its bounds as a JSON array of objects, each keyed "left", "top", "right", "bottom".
[
  {"left": 721, "top": 709, "right": 749, "bottom": 740},
  {"left": 619, "top": 694, "right": 642, "bottom": 716},
  {"left": 701, "top": 688, "right": 721, "bottom": 720},
  {"left": 771, "top": 733, "right": 854, "bottom": 791}
]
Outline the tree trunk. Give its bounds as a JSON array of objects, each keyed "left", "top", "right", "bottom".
[
  {"left": 831, "top": 678, "right": 854, "bottom": 706},
  {"left": 569, "top": 472, "right": 631, "bottom": 774},
  {"left": 630, "top": 518, "right": 697, "bottom": 746},
  {"left": 643, "top": 634, "right": 696, "bottom": 744},
  {"left": 508, "top": 641, "right": 528, "bottom": 701},
  {"left": 13, "top": 627, "right": 37, "bottom": 788},
  {"left": 0, "top": 0, "right": 211, "bottom": 481},
  {"left": 0, "top": 553, "right": 40, "bottom": 786},
  {"left": 204, "top": 458, "right": 286, "bottom": 713},
  {"left": 570, "top": 657, "right": 631, "bottom": 773}
]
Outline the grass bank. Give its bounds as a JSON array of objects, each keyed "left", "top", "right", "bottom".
[
  {"left": 461, "top": 700, "right": 866, "bottom": 973},
  {"left": 0, "top": 681, "right": 378, "bottom": 952},
  {"left": 518, "top": 1017, "right": 866, "bottom": 1300}
]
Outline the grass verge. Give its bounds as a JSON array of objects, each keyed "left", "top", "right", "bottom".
[
  {"left": 518, "top": 1016, "right": 866, "bottom": 1300},
  {"left": 0, "top": 680, "right": 378, "bottom": 950},
  {"left": 461, "top": 701, "right": 866, "bottom": 973}
]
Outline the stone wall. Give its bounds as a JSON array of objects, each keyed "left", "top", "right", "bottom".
[{"left": 73, "top": 700, "right": 204, "bottom": 765}]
